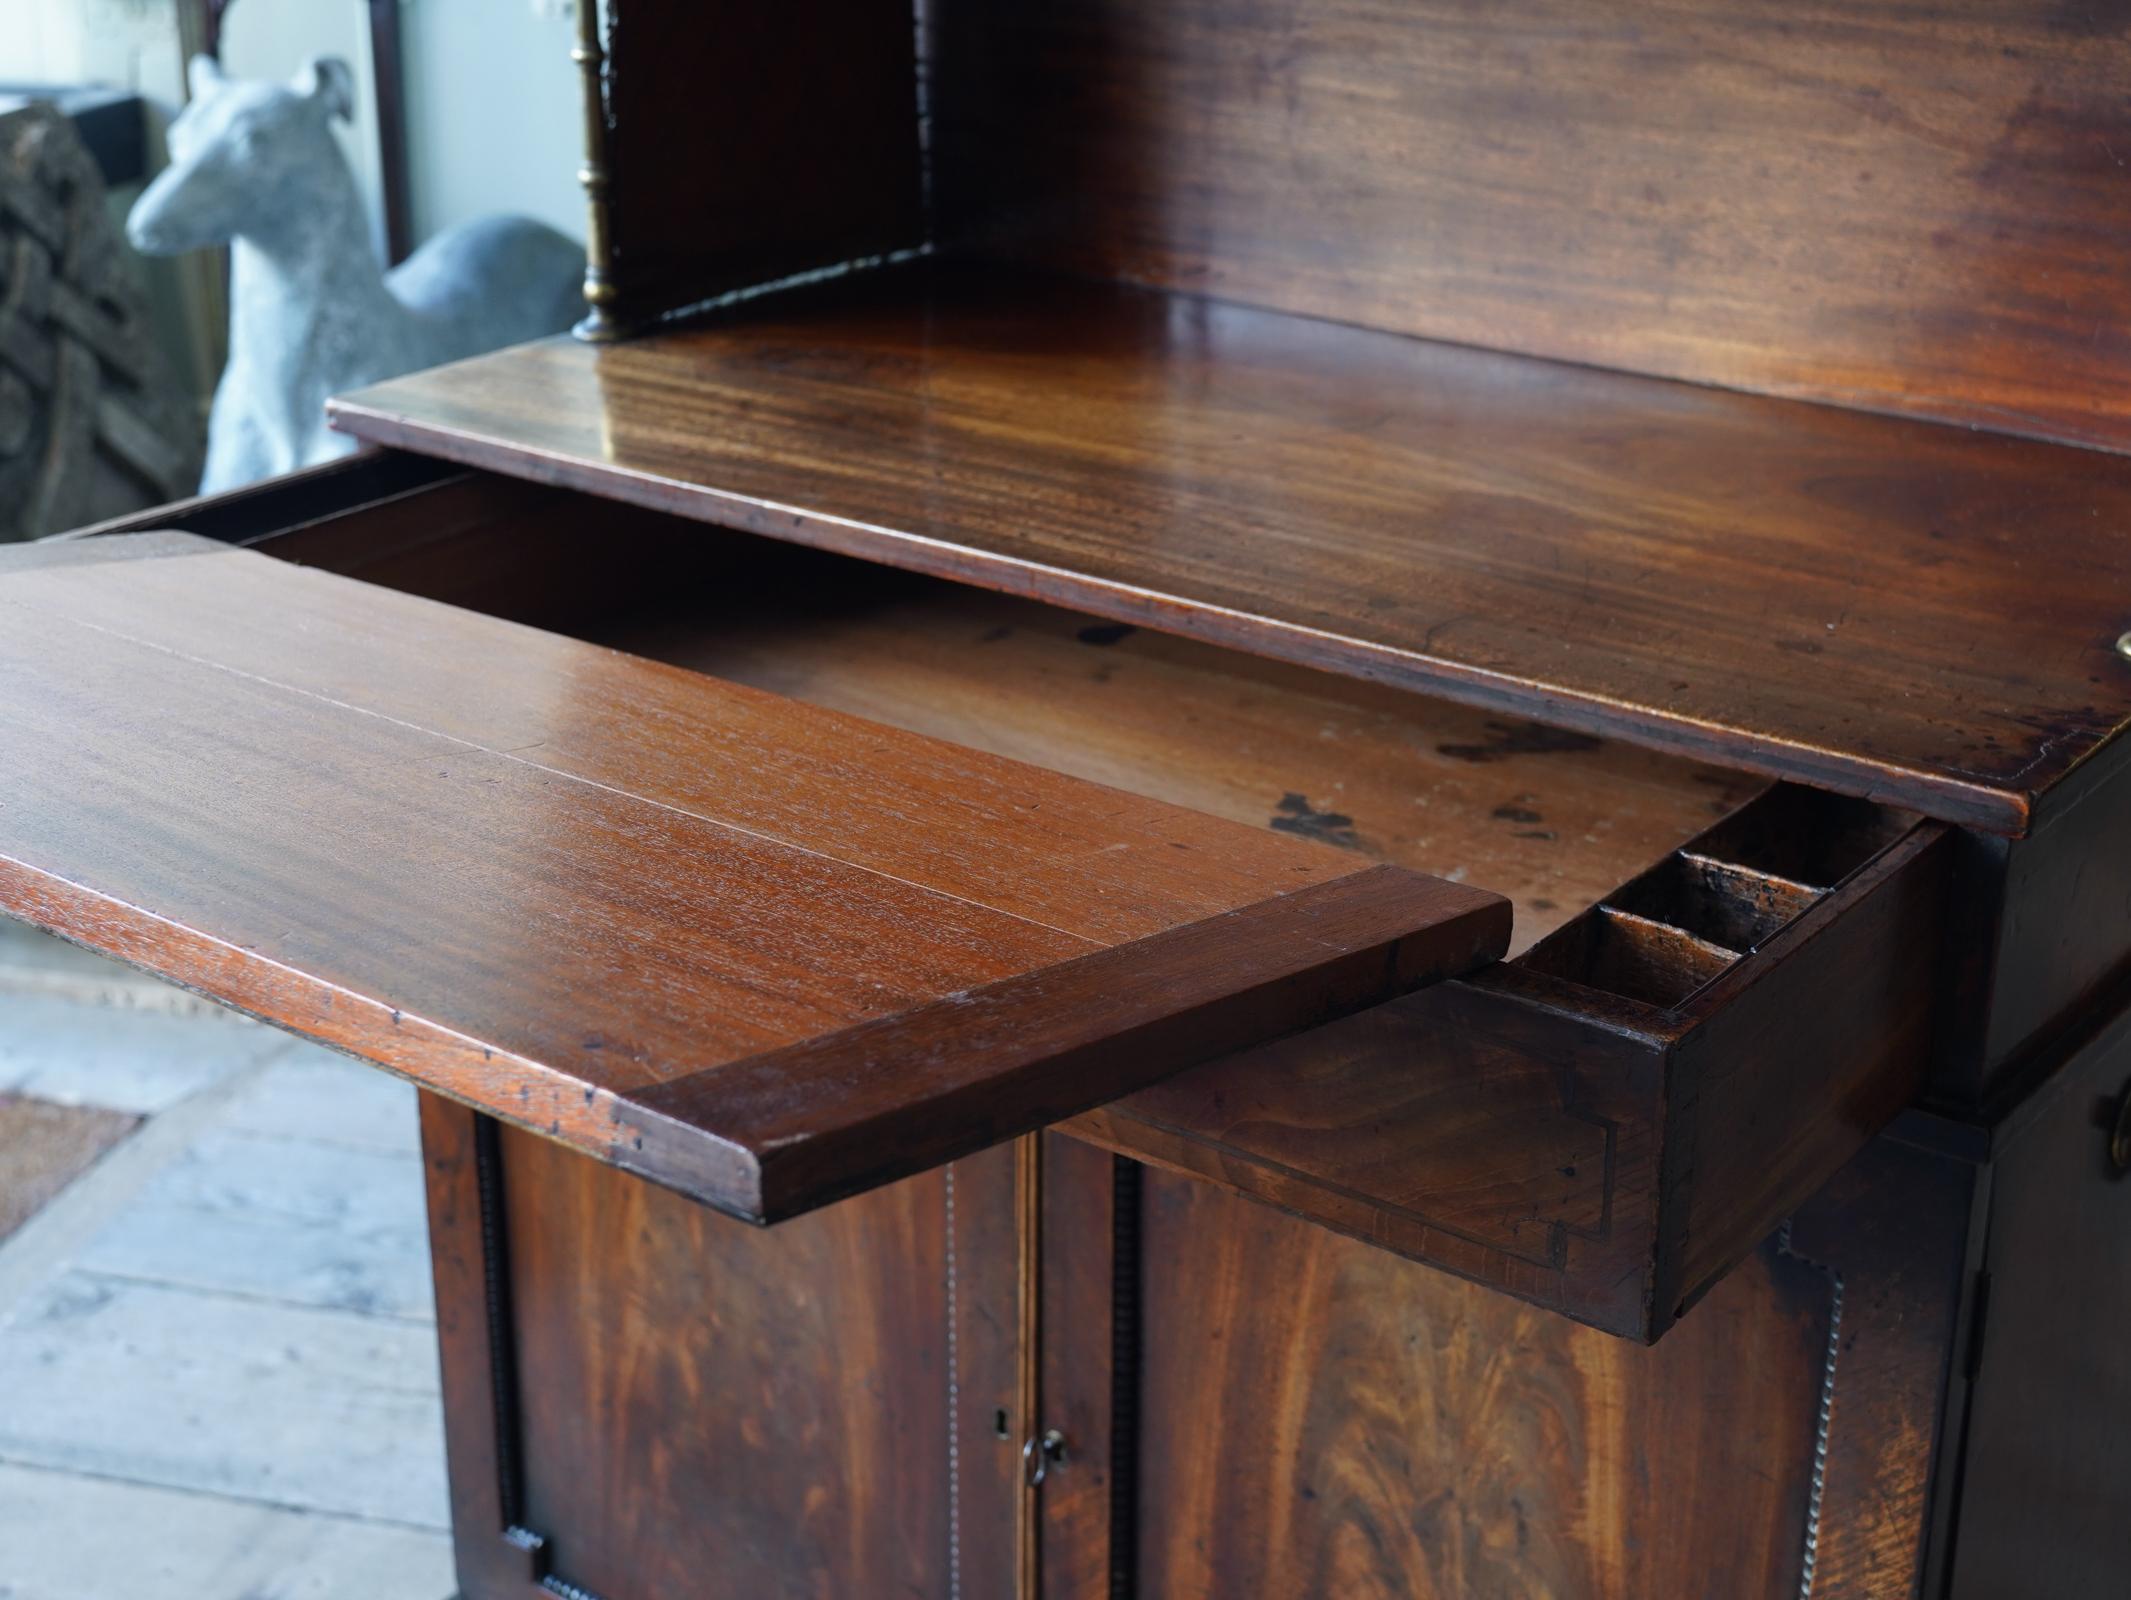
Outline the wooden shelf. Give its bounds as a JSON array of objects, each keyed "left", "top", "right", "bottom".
[
  {"left": 0, "top": 533, "right": 1507, "bottom": 1223},
  {"left": 331, "top": 262, "right": 2131, "bottom": 837}
]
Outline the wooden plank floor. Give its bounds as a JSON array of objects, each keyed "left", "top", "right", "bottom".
[{"left": 0, "top": 924, "right": 452, "bottom": 1599}]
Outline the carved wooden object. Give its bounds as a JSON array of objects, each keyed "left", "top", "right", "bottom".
[{"left": 0, "top": 103, "right": 200, "bottom": 538}]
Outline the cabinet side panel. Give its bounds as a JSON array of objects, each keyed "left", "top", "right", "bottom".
[
  {"left": 498, "top": 1124, "right": 952, "bottom": 1598},
  {"left": 1949, "top": 1017, "right": 2131, "bottom": 1599}
]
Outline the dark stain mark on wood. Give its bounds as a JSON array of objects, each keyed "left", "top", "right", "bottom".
[
  {"left": 1438, "top": 721, "right": 1604, "bottom": 764},
  {"left": 1493, "top": 803, "right": 1544, "bottom": 824},
  {"left": 1077, "top": 622, "right": 1138, "bottom": 646},
  {"left": 1270, "top": 792, "right": 1360, "bottom": 850}
]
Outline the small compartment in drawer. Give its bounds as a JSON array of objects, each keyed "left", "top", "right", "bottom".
[
  {"left": 1689, "top": 783, "right": 1913, "bottom": 890},
  {"left": 1607, "top": 853, "right": 1819, "bottom": 953},
  {"left": 1515, "top": 782, "right": 1918, "bottom": 1011},
  {"left": 1518, "top": 907, "right": 1737, "bottom": 1008}
]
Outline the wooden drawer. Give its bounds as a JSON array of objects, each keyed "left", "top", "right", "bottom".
[{"left": 37, "top": 455, "right": 1951, "bottom": 1339}]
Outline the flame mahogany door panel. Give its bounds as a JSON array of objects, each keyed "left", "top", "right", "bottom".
[
  {"left": 422, "top": 1095, "right": 1035, "bottom": 1599},
  {"left": 1033, "top": 1131, "right": 1979, "bottom": 1600}
]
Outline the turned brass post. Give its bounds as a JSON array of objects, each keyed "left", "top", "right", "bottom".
[{"left": 571, "top": 0, "right": 622, "bottom": 342}]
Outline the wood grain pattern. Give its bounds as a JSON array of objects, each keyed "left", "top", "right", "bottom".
[
  {"left": 1068, "top": 976, "right": 1670, "bottom": 1335},
  {"left": 1036, "top": 1133, "right": 1118, "bottom": 1600},
  {"left": 0, "top": 532, "right": 1505, "bottom": 1223},
  {"left": 1082, "top": 1122, "right": 1979, "bottom": 1600},
  {"left": 1071, "top": 789, "right": 1946, "bottom": 1339},
  {"left": 425, "top": 1093, "right": 1035, "bottom": 1599},
  {"left": 1128, "top": 1167, "right": 1828, "bottom": 1599},
  {"left": 502, "top": 1122, "right": 952, "bottom": 1599},
  {"left": 620, "top": 862, "right": 1505, "bottom": 1221},
  {"left": 418, "top": 1096, "right": 532, "bottom": 1597},
  {"left": 575, "top": 536, "right": 1768, "bottom": 955},
  {"left": 1661, "top": 820, "right": 1950, "bottom": 1317},
  {"left": 929, "top": 0, "right": 2131, "bottom": 453},
  {"left": 329, "top": 267, "right": 2131, "bottom": 834},
  {"left": 230, "top": 482, "right": 1931, "bottom": 1337}
]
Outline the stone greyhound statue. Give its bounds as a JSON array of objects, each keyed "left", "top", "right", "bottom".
[{"left": 128, "top": 55, "right": 585, "bottom": 491}]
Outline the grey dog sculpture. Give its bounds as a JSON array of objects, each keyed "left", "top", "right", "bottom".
[{"left": 128, "top": 55, "right": 584, "bottom": 492}]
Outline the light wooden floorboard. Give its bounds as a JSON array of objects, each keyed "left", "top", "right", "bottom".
[
  {"left": 0, "top": 993, "right": 290, "bottom": 1115},
  {"left": 0, "top": 927, "right": 453, "bottom": 1590},
  {"left": 0, "top": 1461, "right": 453, "bottom": 1600},
  {"left": 75, "top": 1128, "right": 433, "bottom": 1320},
  {"left": 0, "top": 1271, "right": 448, "bottom": 1529},
  {"left": 219, "top": 1049, "right": 423, "bottom": 1157}
]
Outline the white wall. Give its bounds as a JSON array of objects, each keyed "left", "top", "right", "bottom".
[
  {"left": 402, "top": 0, "right": 585, "bottom": 243},
  {"left": 1, "top": 0, "right": 186, "bottom": 105}
]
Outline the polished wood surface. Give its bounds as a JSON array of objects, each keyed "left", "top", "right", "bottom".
[
  {"left": 0, "top": 532, "right": 1508, "bottom": 1218},
  {"left": 1073, "top": 792, "right": 1947, "bottom": 1338},
  {"left": 594, "top": 0, "right": 923, "bottom": 330},
  {"left": 522, "top": 500, "right": 1951, "bottom": 1337},
  {"left": 1788, "top": 1130, "right": 1982, "bottom": 1598},
  {"left": 331, "top": 266, "right": 2131, "bottom": 834},
  {"left": 552, "top": 526, "right": 1769, "bottom": 954},
  {"left": 0, "top": 531, "right": 1505, "bottom": 1223},
  {"left": 420, "top": 1095, "right": 540, "bottom": 1596},
  {"left": 929, "top": 0, "right": 2131, "bottom": 453},
  {"left": 422, "top": 1058, "right": 1981, "bottom": 1600}
]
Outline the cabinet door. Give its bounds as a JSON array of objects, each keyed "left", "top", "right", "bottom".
[
  {"left": 1031, "top": 1135, "right": 1977, "bottom": 1600},
  {"left": 424, "top": 1098, "right": 1045, "bottom": 1599}
]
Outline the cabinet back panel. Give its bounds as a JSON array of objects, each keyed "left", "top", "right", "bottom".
[
  {"left": 601, "top": 0, "right": 924, "bottom": 322},
  {"left": 928, "top": 0, "right": 2131, "bottom": 450}
]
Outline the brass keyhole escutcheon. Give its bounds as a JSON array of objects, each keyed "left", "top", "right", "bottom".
[{"left": 2116, "top": 631, "right": 2131, "bottom": 663}]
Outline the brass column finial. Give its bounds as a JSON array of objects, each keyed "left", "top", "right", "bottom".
[{"left": 571, "top": 0, "right": 622, "bottom": 342}]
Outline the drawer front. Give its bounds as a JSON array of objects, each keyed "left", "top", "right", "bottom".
[
  {"left": 37, "top": 459, "right": 1948, "bottom": 1340},
  {"left": 1075, "top": 795, "right": 1949, "bottom": 1338}
]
